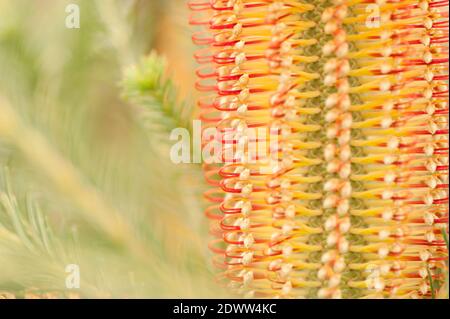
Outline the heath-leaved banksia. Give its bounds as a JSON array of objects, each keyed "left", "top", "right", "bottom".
[{"left": 189, "top": 0, "right": 449, "bottom": 298}]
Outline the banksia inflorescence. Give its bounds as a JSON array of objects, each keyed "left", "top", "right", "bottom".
[{"left": 189, "top": 0, "right": 449, "bottom": 298}]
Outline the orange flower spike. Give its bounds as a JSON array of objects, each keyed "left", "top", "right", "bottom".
[{"left": 189, "top": 0, "right": 448, "bottom": 299}]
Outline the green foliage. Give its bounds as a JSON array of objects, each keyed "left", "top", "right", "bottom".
[
  {"left": 122, "top": 52, "right": 194, "bottom": 138},
  {"left": 0, "top": 0, "right": 222, "bottom": 298},
  {"left": 442, "top": 228, "right": 449, "bottom": 251}
]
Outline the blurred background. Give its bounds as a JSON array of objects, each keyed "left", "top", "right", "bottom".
[{"left": 0, "top": 0, "right": 223, "bottom": 298}]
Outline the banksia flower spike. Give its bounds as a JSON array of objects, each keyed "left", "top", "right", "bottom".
[{"left": 189, "top": 0, "right": 449, "bottom": 299}]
